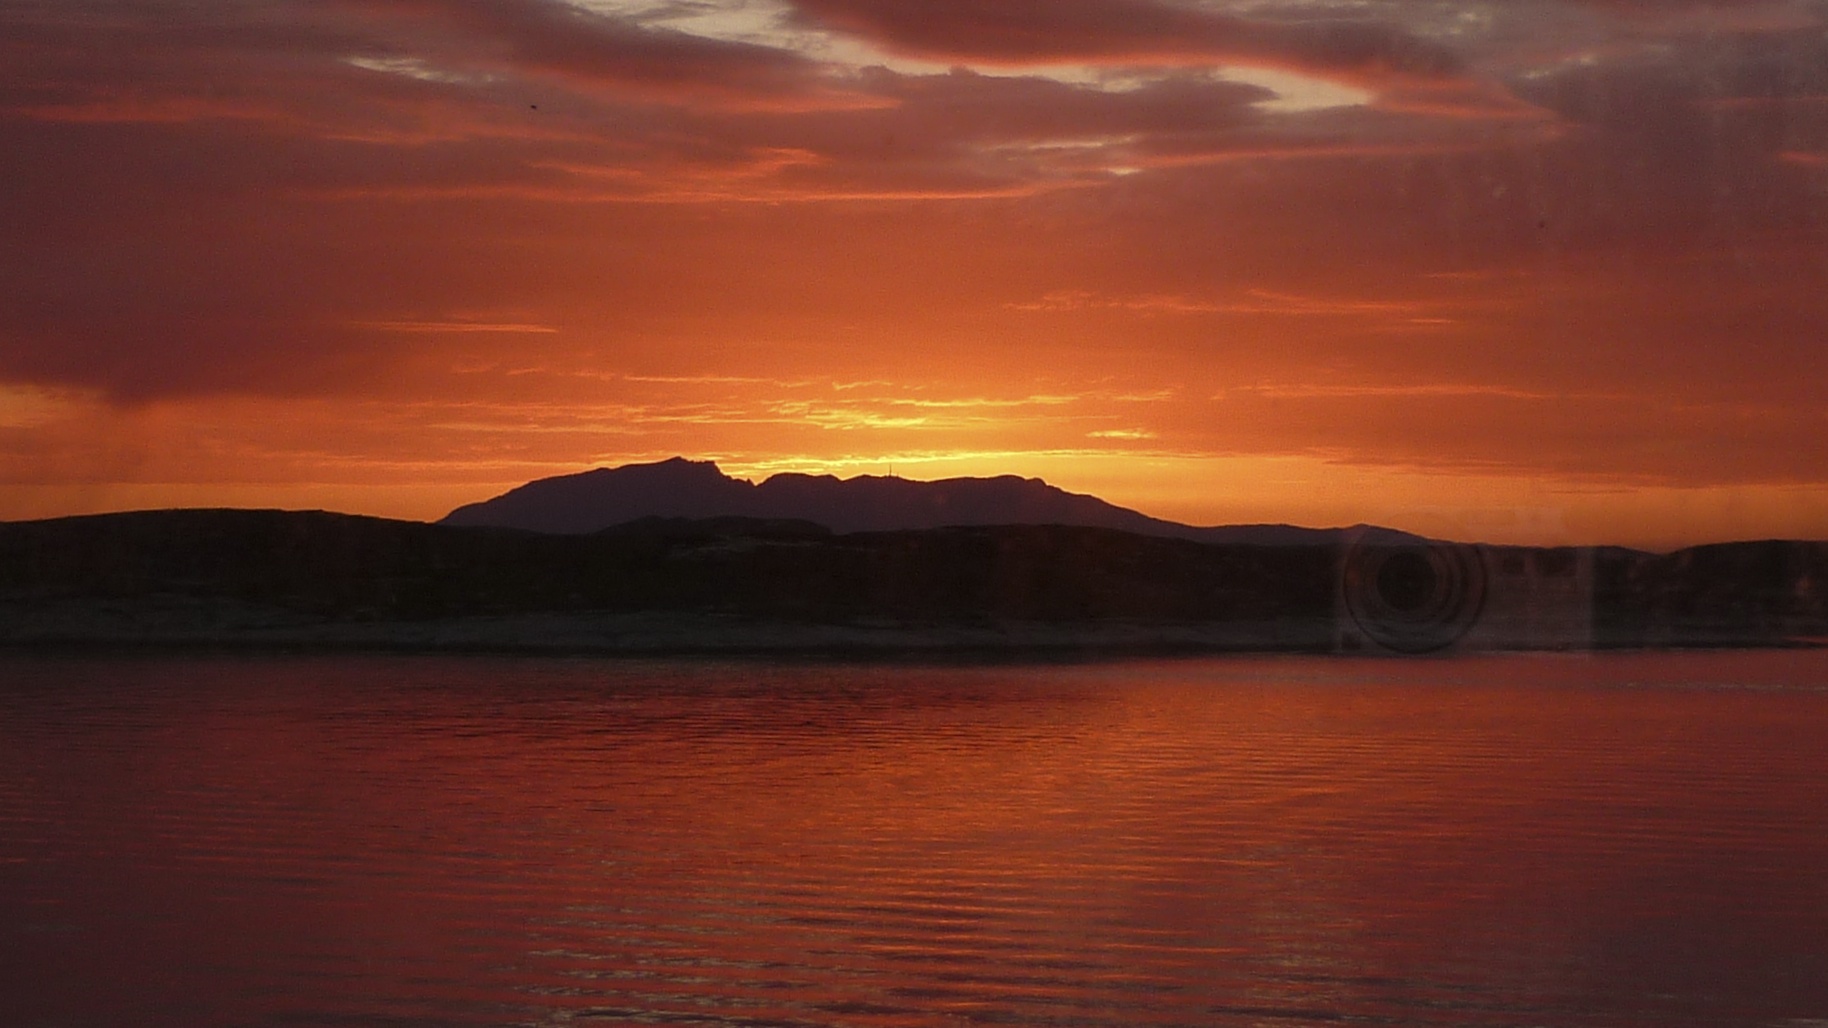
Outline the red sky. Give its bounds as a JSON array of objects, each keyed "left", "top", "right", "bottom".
[{"left": 2, "top": 0, "right": 1825, "bottom": 548}]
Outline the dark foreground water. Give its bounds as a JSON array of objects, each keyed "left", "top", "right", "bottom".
[{"left": 4, "top": 653, "right": 1828, "bottom": 1028}]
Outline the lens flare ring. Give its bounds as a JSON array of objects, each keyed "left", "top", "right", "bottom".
[{"left": 1342, "top": 535, "right": 1488, "bottom": 653}]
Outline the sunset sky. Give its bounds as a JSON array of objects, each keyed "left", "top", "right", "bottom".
[{"left": 3, "top": 0, "right": 1826, "bottom": 548}]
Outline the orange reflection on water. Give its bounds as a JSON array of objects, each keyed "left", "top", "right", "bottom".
[{"left": 4, "top": 652, "right": 1828, "bottom": 1026}]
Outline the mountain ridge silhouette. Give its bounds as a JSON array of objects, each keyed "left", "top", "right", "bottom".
[{"left": 440, "top": 456, "right": 1351, "bottom": 545}]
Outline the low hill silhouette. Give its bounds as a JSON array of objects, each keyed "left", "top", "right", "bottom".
[
  {"left": 0, "top": 510, "right": 1341, "bottom": 652},
  {"left": 440, "top": 457, "right": 1346, "bottom": 545},
  {"left": 1, "top": 508, "right": 1823, "bottom": 653}
]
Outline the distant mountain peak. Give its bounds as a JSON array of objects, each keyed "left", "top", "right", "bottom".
[
  {"left": 440, "top": 456, "right": 1343, "bottom": 546},
  {"left": 596, "top": 455, "right": 725, "bottom": 477}
]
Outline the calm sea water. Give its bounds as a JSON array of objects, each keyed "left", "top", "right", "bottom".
[{"left": 3, "top": 652, "right": 1828, "bottom": 1028}]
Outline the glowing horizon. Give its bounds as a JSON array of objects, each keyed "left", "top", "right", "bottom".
[{"left": 2, "top": 0, "right": 1824, "bottom": 550}]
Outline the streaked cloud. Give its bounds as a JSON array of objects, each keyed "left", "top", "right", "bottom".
[
  {"left": 0, "top": 0, "right": 1824, "bottom": 543},
  {"left": 354, "top": 320, "right": 561, "bottom": 333}
]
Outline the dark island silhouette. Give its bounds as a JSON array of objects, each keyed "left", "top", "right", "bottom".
[
  {"left": 441, "top": 456, "right": 1344, "bottom": 545},
  {"left": 1, "top": 458, "right": 1823, "bottom": 655}
]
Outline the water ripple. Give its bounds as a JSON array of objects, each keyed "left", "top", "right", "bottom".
[{"left": 4, "top": 652, "right": 1828, "bottom": 1027}]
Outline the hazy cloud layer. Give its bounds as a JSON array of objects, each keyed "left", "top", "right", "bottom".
[
  {"left": 785, "top": 0, "right": 1465, "bottom": 76},
  {"left": 1, "top": 0, "right": 1824, "bottom": 539}
]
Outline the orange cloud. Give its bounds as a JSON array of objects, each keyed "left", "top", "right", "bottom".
[{"left": 1, "top": 0, "right": 1825, "bottom": 545}]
